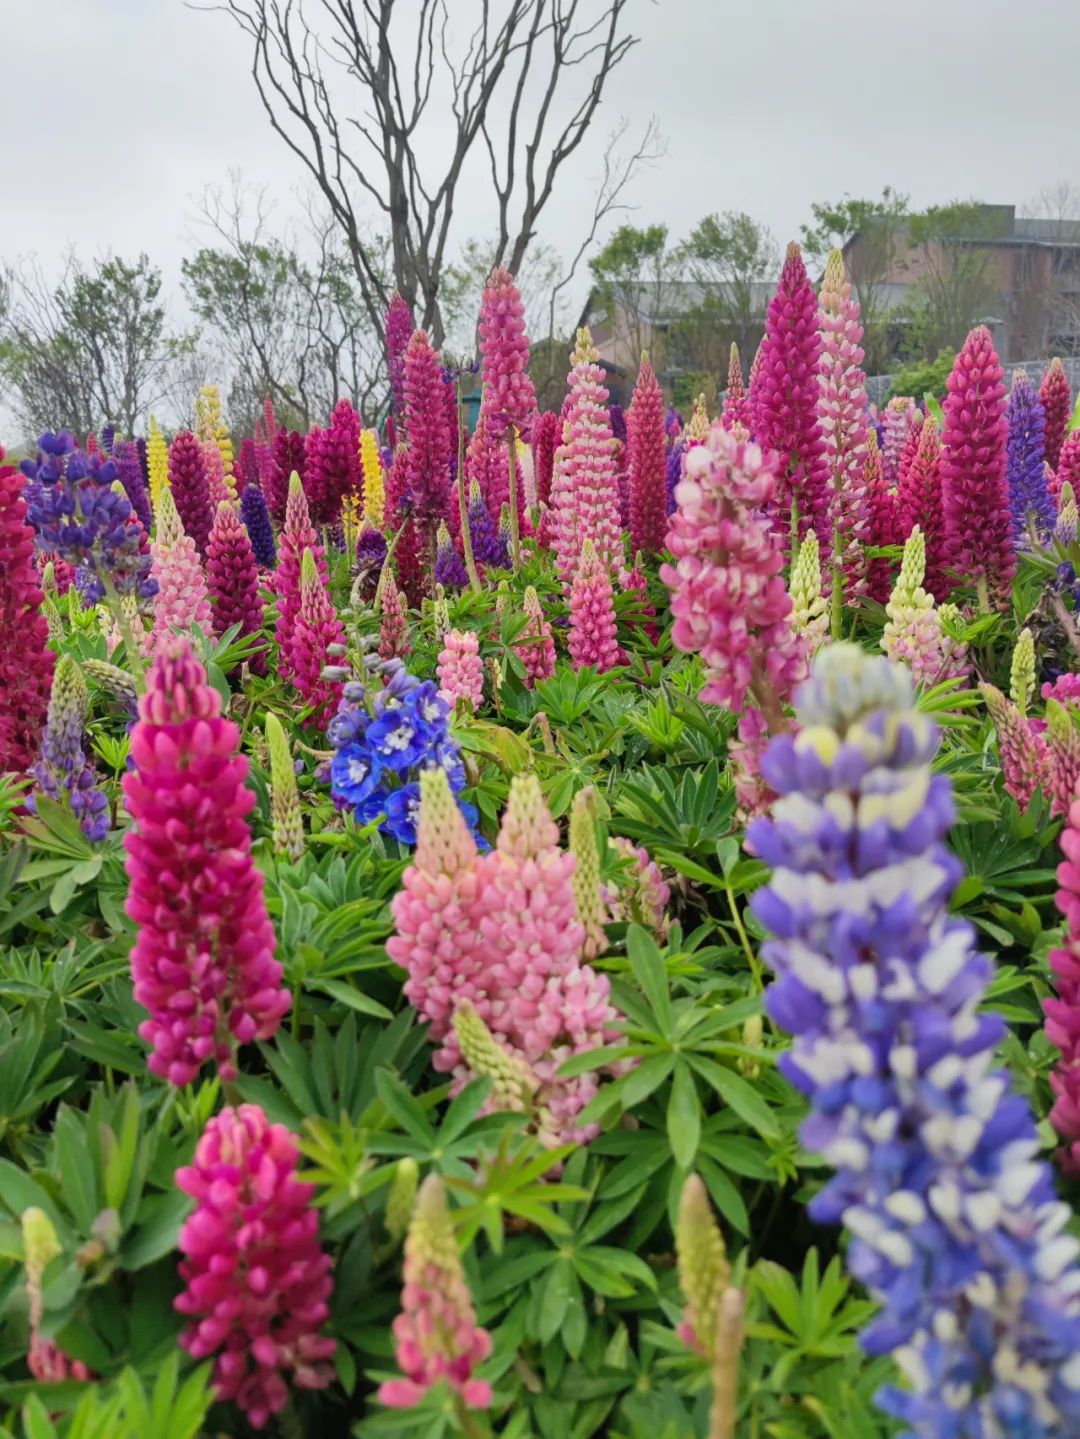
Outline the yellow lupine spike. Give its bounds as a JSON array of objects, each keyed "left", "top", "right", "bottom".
[
  {"left": 147, "top": 417, "right": 170, "bottom": 510},
  {"left": 360, "top": 429, "right": 386, "bottom": 528}
]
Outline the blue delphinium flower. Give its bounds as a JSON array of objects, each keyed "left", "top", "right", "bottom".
[
  {"left": 327, "top": 667, "right": 481, "bottom": 848},
  {"left": 747, "top": 643, "right": 1080, "bottom": 1437},
  {"left": 22, "top": 432, "right": 155, "bottom": 603},
  {"left": 1006, "top": 368, "right": 1055, "bottom": 543}
]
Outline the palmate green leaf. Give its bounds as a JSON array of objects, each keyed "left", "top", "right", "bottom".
[
  {"left": 666, "top": 1062, "right": 700, "bottom": 1170},
  {"left": 686, "top": 1053, "right": 782, "bottom": 1141},
  {"left": 626, "top": 925, "right": 673, "bottom": 1033}
]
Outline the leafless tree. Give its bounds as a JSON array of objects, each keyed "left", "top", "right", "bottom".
[
  {"left": 200, "top": 0, "right": 640, "bottom": 346},
  {"left": 1021, "top": 182, "right": 1080, "bottom": 358}
]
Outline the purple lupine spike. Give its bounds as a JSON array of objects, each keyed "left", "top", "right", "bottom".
[
  {"left": 116, "top": 441, "right": 152, "bottom": 533},
  {"left": 1006, "top": 368, "right": 1055, "bottom": 543}
]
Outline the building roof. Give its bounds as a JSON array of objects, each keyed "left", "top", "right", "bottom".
[{"left": 578, "top": 279, "right": 777, "bottom": 330}]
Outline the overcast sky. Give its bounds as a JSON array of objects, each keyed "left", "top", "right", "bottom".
[{"left": 6, "top": 0, "right": 1080, "bottom": 315}]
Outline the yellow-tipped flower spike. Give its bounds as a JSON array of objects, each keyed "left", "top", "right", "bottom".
[
  {"left": 196, "top": 385, "right": 236, "bottom": 495},
  {"left": 1010, "top": 628, "right": 1036, "bottom": 716},
  {"left": 41, "top": 592, "right": 64, "bottom": 644},
  {"left": 147, "top": 416, "right": 170, "bottom": 509},
  {"left": 22, "top": 1207, "right": 61, "bottom": 1280},
  {"left": 432, "top": 587, "right": 451, "bottom": 643},
  {"left": 385, "top": 1158, "right": 420, "bottom": 1244},
  {"left": 1057, "top": 481, "right": 1078, "bottom": 545},
  {"left": 737, "top": 1014, "right": 763, "bottom": 1079},
  {"left": 265, "top": 711, "right": 305, "bottom": 863},
  {"left": 687, "top": 394, "right": 710, "bottom": 441},
  {"left": 569, "top": 786, "right": 607, "bottom": 958},
  {"left": 788, "top": 529, "right": 828, "bottom": 655},
  {"left": 342, "top": 492, "right": 361, "bottom": 556},
  {"left": 572, "top": 326, "right": 600, "bottom": 367},
  {"left": 676, "top": 1174, "right": 732, "bottom": 1360},
  {"left": 154, "top": 485, "right": 186, "bottom": 548},
  {"left": 360, "top": 429, "right": 386, "bottom": 528},
  {"left": 41, "top": 560, "right": 57, "bottom": 597},
  {"left": 453, "top": 1000, "right": 539, "bottom": 1112}
]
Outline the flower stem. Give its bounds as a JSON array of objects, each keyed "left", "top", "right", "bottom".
[
  {"left": 507, "top": 426, "right": 522, "bottom": 571},
  {"left": 452, "top": 1396, "right": 488, "bottom": 1439}
]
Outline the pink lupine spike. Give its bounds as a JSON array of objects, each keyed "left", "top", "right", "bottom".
[
  {"left": 941, "top": 326, "right": 1015, "bottom": 609},
  {"left": 175, "top": 1105, "right": 335, "bottom": 1429},
  {"left": 0, "top": 449, "right": 53, "bottom": 772},
  {"left": 721, "top": 343, "right": 751, "bottom": 433},
  {"left": 881, "top": 396, "right": 915, "bottom": 487},
  {"left": 276, "top": 474, "right": 328, "bottom": 685},
  {"left": 385, "top": 292, "right": 414, "bottom": 433},
  {"left": 122, "top": 639, "right": 289, "bottom": 1085},
  {"left": 478, "top": 267, "right": 537, "bottom": 443},
  {"left": 531, "top": 410, "right": 559, "bottom": 509},
  {"left": 628, "top": 353, "right": 667, "bottom": 558},
  {"left": 550, "top": 329, "right": 624, "bottom": 588},
  {"left": 513, "top": 585, "right": 556, "bottom": 686},
  {"left": 1043, "top": 770, "right": 1080, "bottom": 1175},
  {"left": 377, "top": 563, "right": 412, "bottom": 661},
  {"left": 754, "top": 242, "right": 830, "bottom": 551},
  {"left": 291, "top": 549, "right": 346, "bottom": 727},
  {"left": 305, "top": 399, "right": 362, "bottom": 528},
  {"left": 865, "top": 430, "right": 902, "bottom": 604},
  {"left": 384, "top": 444, "right": 426, "bottom": 608},
  {"left": 404, "top": 330, "right": 453, "bottom": 548},
  {"left": 817, "top": 249, "right": 870, "bottom": 602},
  {"left": 206, "top": 501, "right": 266, "bottom": 671},
  {"left": 981, "top": 682, "right": 1048, "bottom": 812},
  {"left": 1054, "top": 430, "right": 1080, "bottom": 504},
  {"left": 437, "top": 628, "right": 484, "bottom": 710},
  {"left": 1041, "top": 357, "right": 1072, "bottom": 472},
  {"left": 150, "top": 488, "right": 214, "bottom": 642},
  {"left": 378, "top": 1175, "right": 492, "bottom": 1411},
  {"left": 202, "top": 438, "right": 231, "bottom": 508},
  {"left": 897, "top": 416, "right": 949, "bottom": 601},
  {"left": 568, "top": 538, "right": 621, "bottom": 674}
]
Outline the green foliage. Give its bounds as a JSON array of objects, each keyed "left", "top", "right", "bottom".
[{"left": 885, "top": 350, "right": 955, "bottom": 404}]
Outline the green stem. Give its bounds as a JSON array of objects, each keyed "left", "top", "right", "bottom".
[
  {"left": 726, "top": 884, "right": 763, "bottom": 994},
  {"left": 830, "top": 524, "right": 844, "bottom": 641},
  {"left": 457, "top": 380, "right": 482, "bottom": 592},
  {"left": 100, "top": 574, "right": 146, "bottom": 694},
  {"left": 452, "top": 1395, "right": 488, "bottom": 1439},
  {"left": 507, "top": 425, "right": 522, "bottom": 571},
  {"left": 976, "top": 575, "right": 990, "bottom": 614}
]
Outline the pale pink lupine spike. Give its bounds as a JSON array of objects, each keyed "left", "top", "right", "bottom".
[
  {"left": 437, "top": 628, "right": 484, "bottom": 710},
  {"left": 550, "top": 328, "right": 624, "bottom": 589},
  {"left": 817, "top": 249, "right": 870, "bottom": 599},
  {"left": 150, "top": 487, "right": 214, "bottom": 640},
  {"left": 276, "top": 473, "right": 329, "bottom": 685},
  {"left": 514, "top": 585, "right": 556, "bottom": 686},
  {"left": 721, "top": 343, "right": 752, "bottom": 433}
]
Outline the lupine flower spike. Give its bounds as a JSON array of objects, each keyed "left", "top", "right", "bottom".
[
  {"left": 175, "top": 1105, "right": 334, "bottom": 1429},
  {"left": 122, "top": 639, "right": 290, "bottom": 1084},
  {"left": 1041, "top": 357, "right": 1072, "bottom": 472},
  {"left": 32, "top": 653, "right": 109, "bottom": 840},
  {"left": 360, "top": 428, "right": 386, "bottom": 528},
  {"left": 206, "top": 501, "right": 265, "bottom": 670},
  {"left": 437, "top": 629, "right": 484, "bottom": 711},
  {"left": 569, "top": 786, "right": 606, "bottom": 958},
  {"left": 748, "top": 644, "right": 1080, "bottom": 1436},
  {"left": 550, "top": 329, "right": 623, "bottom": 588},
  {"left": 881, "top": 527, "right": 946, "bottom": 687},
  {"left": 378, "top": 1174, "right": 492, "bottom": 1411},
  {"left": 265, "top": 711, "right": 305, "bottom": 863},
  {"left": 290, "top": 549, "right": 346, "bottom": 726},
  {"left": 941, "top": 326, "right": 1015, "bottom": 609},
  {"left": 150, "top": 487, "right": 214, "bottom": 642},
  {"left": 628, "top": 352, "right": 668, "bottom": 558},
  {"left": 817, "top": 249, "right": 869, "bottom": 608},
  {"left": 22, "top": 1208, "right": 90, "bottom": 1383},
  {"left": 981, "top": 681, "right": 1048, "bottom": 812},
  {"left": 0, "top": 448, "right": 53, "bottom": 772},
  {"left": 721, "top": 343, "right": 751, "bottom": 433},
  {"left": 514, "top": 585, "right": 556, "bottom": 686},
  {"left": 147, "top": 416, "right": 170, "bottom": 510},
  {"left": 377, "top": 563, "right": 412, "bottom": 661},
  {"left": 1006, "top": 368, "right": 1055, "bottom": 542},
  {"left": 787, "top": 529, "right": 828, "bottom": 654},
  {"left": 568, "top": 538, "right": 621, "bottom": 673},
  {"left": 167, "top": 431, "right": 214, "bottom": 557},
  {"left": 1011, "top": 628, "right": 1036, "bottom": 714}
]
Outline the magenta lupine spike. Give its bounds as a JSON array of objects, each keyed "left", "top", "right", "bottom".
[
  {"left": 377, "top": 564, "right": 412, "bottom": 661},
  {"left": 267, "top": 429, "right": 303, "bottom": 524},
  {"left": 388, "top": 767, "right": 487, "bottom": 1044},
  {"left": 384, "top": 446, "right": 426, "bottom": 609},
  {"left": 881, "top": 397, "right": 915, "bottom": 487},
  {"left": 865, "top": 431, "right": 903, "bottom": 604},
  {"left": 378, "top": 1174, "right": 492, "bottom": 1411},
  {"left": 1044, "top": 784, "right": 1080, "bottom": 1176},
  {"left": 941, "top": 326, "right": 1015, "bottom": 609},
  {"left": 897, "top": 416, "right": 950, "bottom": 601},
  {"left": 122, "top": 639, "right": 289, "bottom": 1084},
  {"left": 206, "top": 501, "right": 265, "bottom": 670},
  {"left": 168, "top": 431, "right": 214, "bottom": 557},
  {"left": 896, "top": 410, "right": 925, "bottom": 495},
  {"left": 754, "top": 243, "right": 830, "bottom": 550},
  {"left": 404, "top": 330, "right": 452, "bottom": 545},
  {"left": 721, "top": 343, "right": 751, "bottom": 432},
  {"left": 275, "top": 475, "right": 328, "bottom": 685},
  {"left": 551, "top": 329, "right": 624, "bottom": 588},
  {"left": 620, "top": 555, "right": 659, "bottom": 643},
  {"left": 150, "top": 488, "right": 214, "bottom": 641},
  {"left": 660, "top": 422, "right": 807, "bottom": 715},
  {"left": 628, "top": 353, "right": 667, "bottom": 558},
  {"left": 568, "top": 538, "right": 621, "bottom": 673},
  {"left": 1045, "top": 703, "right": 1080, "bottom": 818},
  {"left": 1041, "top": 358, "right": 1072, "bottom": 472},
  {"left": 291, "top": 549, "right": 345, "bottom": 727},
  {"left": 817, "top": 249, "right": 870, "bottom": 600},
  {"left": 532, "top": 410, "right": 559, "bottom": 508},
  {"left": 0, "top": 449, "right": 53, "bottom": 773},
  {"left": 478, "top": 267, "right": 537, "bottom": 442},
  {"left": 263, "top": 396, "right": 278, "bottom": 447},
  {"left": 1054, "top": 430, "right": 1080, "bottom": 504},
  {"left": 980, "top": 682, "right": 1048, "bottom": 812},
  {"left": 614, "top": 433, "right": 631, "bottom": 532},
  {"left": 514, "top": 585, "right": 556, "bottom": 686},
  {"left": 437, "top": 628, "right": 484, "bottom": 710},
  {"left": 747, "top": 337, "right": 765, "bottom": 438},
  {"left": 305, "top": 402, "right": 361, "bottom": 528},
  {"left": 385, "top": 293, "right": 414, "bottom": 433},
  {"left": 175, "top": 1105, "right": 335, "bottom": 1429}
]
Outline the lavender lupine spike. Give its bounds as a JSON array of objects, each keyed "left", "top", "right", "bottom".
[
  {"left": 116, "top": 440, "right": 152, "bottom": 533},
  {"left": 240, "top": 481, "right": 277, "bottom": 568},
  {"left": 747, "top": 644, "right": 1080, "bottom": 1437},
  {"left": 31, "top": 653, "right": 110, "bottom": 841},
  {"left": 818, "top": 249, "right": 869, "bottom": 609},
  {"left": 1006, "top": 368, "right": 1055, "bottom": 542}
]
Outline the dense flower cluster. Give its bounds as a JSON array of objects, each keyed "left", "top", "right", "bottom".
[
  {"left": 31, "top": 653, "right": 109, "bottom": 840},
  {"left": 122, "top": 639, "right": 290, "bottom": 1084},
  {"left": 1006, "top": 368, "right": 1055, "bottom": 541},
  {"left": 818, "top": 248, "right": 869, "bottom": 598},
  {"left": 327, "top": 665, "right": 478, "bottom": 847},
  {"left": 175, "top": 1105, "right": 335, "bottom": 1429},
  {"left": 0, "top": 448, "right": 54, "bottom": 773},
  {"left": 749, "top": 644, "right": 1080, "bottom": 1437}
]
